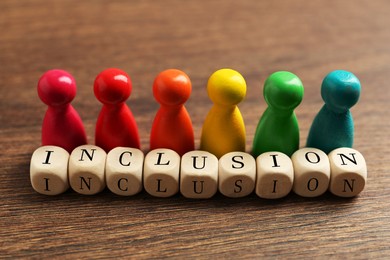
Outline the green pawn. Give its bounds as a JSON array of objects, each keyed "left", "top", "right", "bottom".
[{"left": 252, "top": 71, "right": 304, "bottom": 157}]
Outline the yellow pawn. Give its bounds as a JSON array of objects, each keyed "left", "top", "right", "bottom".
[{"left": 200, "top": 69, "right": 247, "bottom": 158}]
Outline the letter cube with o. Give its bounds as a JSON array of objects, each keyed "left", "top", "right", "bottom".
[
  {"left": 69, "top": 145, "right": 107, "bottom": 195},
  {"left": 180, "top": 151, "right": 218, "bottom": 199},
  {"left": 218, "top": 152, "right": 256, "bottom": 198},
  {"left": 106, "top": 147, "right": 144, "bottom": 196},
  {"left": 292, "top": 148, "right": 330, "bottom": 197}
]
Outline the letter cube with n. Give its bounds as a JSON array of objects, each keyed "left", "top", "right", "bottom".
[
  {"left": 180, "top": 151, "right": 218, "bottom": 199},
  {"left": 143, "top": 149, "right": 180, "bottom": 197},
  {"left": 106, "top": 147, "right": 144, "bottom": 196},
  {"left": 218, "top": 152, "right": 256, "bottom": 198},
  {"left": 30, "top": 146, "right": 69, "bottom": 195},
  {"left": 69, "top": 145, "right": 107, "bottom": 195},
  {"left": 328, "top": 148, "right": 367, "bottom": 197}
]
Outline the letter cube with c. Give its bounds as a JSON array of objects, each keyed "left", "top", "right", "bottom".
[{"left": 106, "top": 147, "right": 144, "bottom": 196}]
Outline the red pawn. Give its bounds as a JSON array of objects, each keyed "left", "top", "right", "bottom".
[
  {"left": 94, "top": 68, "right": 140, "bottom": 152},
  {"left": 37, "top": 69, "right": 87, "bottom": 153},
  {"left": 150, "top": 69, "right": 195, "bottom": 156}
]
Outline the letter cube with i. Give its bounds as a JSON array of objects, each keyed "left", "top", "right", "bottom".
[
  {"left": 328, "top": 148, "right": 367, "bottom": 197},
  {"left": 218, "top": 152, "right": 256, "bottom": 198},
  {"left": 291, "top": 148, "right": 330, "bottom": 197},
  {"left": 143, "top": 149, "right": 180, "bottom": 197},
  {"left": 69, "top": 145, "right": 107, "bottom": 195},
  {"left": 30, "top": 146, "right": 70, "bottom": 195},
  {"left": 180, "top": 151, "right": 218, "bottom": 199},
  {"left": 256, "top": 152, "right": 294, "bottom": 199},
  {"left": 106, "top": 147, "right": 144, "bottom": 196}
]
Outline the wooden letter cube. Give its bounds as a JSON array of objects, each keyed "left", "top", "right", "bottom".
[
  {"left": 218, "top": 152, "right": 256, "bottom": 198},
  {"left": 328, "top": 147, "right": 367, "bottom": 197},
  {"left": 69, "top": 145, "right": 106, "bottom": 195},
  {"left": 106, "top": 147, "right": 144, "bottom": 196},
  {"left": 256, "top": 152, "right": 294, "bottom": 199},
  {"left": 180, "top": 151, "right": 218, "bottom": 199},
  {"left": 143, "top": 149, "right": 180, "bottom": 197},
  {"left": 291, "top": 148, "right": 330, "bottom": 197},
  {"left": 30, "top": 146, "right": 69, "bottom": 195}
]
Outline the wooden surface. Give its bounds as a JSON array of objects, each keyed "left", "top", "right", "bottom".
[{"left": 1, "top": 0, "right": 389, "bottom": 258}]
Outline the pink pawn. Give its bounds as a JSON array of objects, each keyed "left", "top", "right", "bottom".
[
  {"left": 37, "top": 69, "right": 87, "bottom": 153},
  {"left": 94, "top": 68, "right": 141, "bottom": 152}
]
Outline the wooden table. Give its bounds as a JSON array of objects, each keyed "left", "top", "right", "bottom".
[{"left": 1, "top": 0, "right": 389, "bottom": 258}]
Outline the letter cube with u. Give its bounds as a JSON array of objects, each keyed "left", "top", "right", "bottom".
[{"left": 180, "top": 151, "right": 218, "bottom": 199}]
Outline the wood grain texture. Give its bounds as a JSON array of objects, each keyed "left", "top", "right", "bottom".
[{"left": 1, "top": 0, "right": 390, "bottom": 258}]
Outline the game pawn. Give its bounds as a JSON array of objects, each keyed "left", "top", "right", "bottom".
[
  {"left": 200, "top": 68, "right": 247, "bottom": 158},
  {"left": 37, "top": 69, "right": 87, "bottom": 153},
  {"left": 306, "top": 70, "right": 361, "bottom": 154},
  {"left": 94, "top": 68, "right": 140, "bottom": 152},
  {"left": 150, "top": 69, "right": 195, "bottom": 156},
  {"left": 252, "top": 71, "right": 304, "bottom": 157}
]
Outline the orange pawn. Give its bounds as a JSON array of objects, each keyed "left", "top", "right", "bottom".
[{"left": 150, "top": 69, "right": 195, "bottom": 156}]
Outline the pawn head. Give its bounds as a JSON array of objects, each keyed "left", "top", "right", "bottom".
[
  {"left": 321, "top": 70, "right": 361, "bottom": 113},
  {"left": 37, "top": 69, "right": 76, "bottom": 106},
  {"left": 153, "top": 69, "right": 192, "bottom": 106},
  {"left": 94, "top": 68, "right": 132, "bottom": 105},
  {"left": 264, "top": 71, "right": 304, "bottom": 111},
  {"left": 207, "top": 68, "right": 246, "bottom": 106}
]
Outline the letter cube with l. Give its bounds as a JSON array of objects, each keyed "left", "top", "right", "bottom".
[
  {"left": 180, "top": 151, "right": 218, "bottom": 199},
  {"left": 69, "top": 145, "right": 107, "bottom": 195},
  {"left": 106, "top": 147, "right": 144, "bottom": 196},
  {"left": 328, "top": 147, "right": 367, "bottom": 197},
  {"left": 143, "top": 149, "right": 180, "bottom": 197},
  {"left": 218, "top": 152, "right": 256, "bottom": 198},
  {"left": 256, "top": 152, "right": 294, "bottom": 199},
  {"left": 30, "top": 146, "right": 69, "bottom": 195}
]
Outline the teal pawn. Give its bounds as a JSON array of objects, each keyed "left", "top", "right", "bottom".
[
  {"left": 252, "top": 71, "right": 304, "bottom": 157},
  {"left": 307, "top": 70, "right": 361, "bottom": 154}
]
